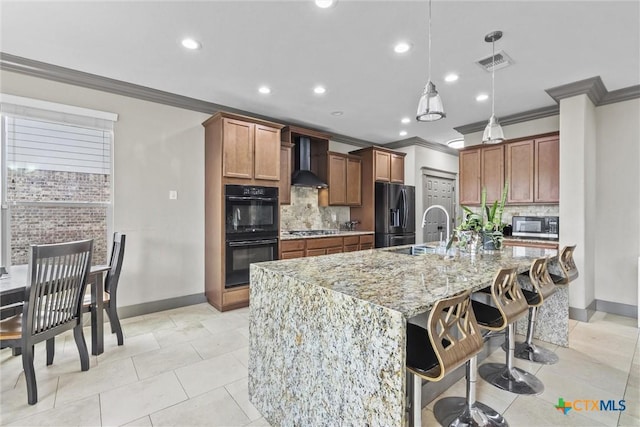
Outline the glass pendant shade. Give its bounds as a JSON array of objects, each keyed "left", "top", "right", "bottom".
[
  {"left": 482, "top": 114, "right": 505, "bottom": 143},
  {"left": 416, "top": 81, "right": 446, "bottom": 121}
]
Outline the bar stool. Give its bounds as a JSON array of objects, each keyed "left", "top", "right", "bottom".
[
  {"left": 512, "top": 257, "right": 559, "bottom": 364},
  {"left": 472, "top": 267, "right": 544, "bottom": 395},
  {"left": 406, "top": 290, "right": 508, "bottom": 427},
  {"left": 549, "top": 245, "right": 579, "bottom": 284}
]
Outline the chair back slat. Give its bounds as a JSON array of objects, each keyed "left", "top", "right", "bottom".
[
  {"left": 529, "top": 257, "right": 557, "bottom": 305},
  {"left": 24, "top": 240, "right": 93, "bottom": 338},
  {"left": 559, "top": 245, "right": 579, "bottom": 283},
  {"left": 490, "top": 267, "right": 529, "bottom": 326},
  {"left": 105, "top": 233, "right": 125, "bottom": 295},
  {"left": 426, "top": 290, "right": 483, "bottom": 381}
]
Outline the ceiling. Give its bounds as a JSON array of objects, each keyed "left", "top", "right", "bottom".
[{"left": 1, "top": 1, "right": 638, "bottom": 146}]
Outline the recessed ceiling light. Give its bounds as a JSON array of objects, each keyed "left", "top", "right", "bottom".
[
  {"left": 444, "top": 73, "right": 459, "bottom": 82},
  {"left": 447, "top": 138, "right": 464, "bottom": 149},
  {"left": 401, "top": 117, "right": 411, "bottom": 124},
  {"left": 315, "top": 0, "right": 337, "bottom": 8},
  {"left": 394, "top": 42, "right": 411, "bottom": 54},
  {"left": 258, "top": 86, "right": 271, "bottom": 94},
  {"left": 476, "top": 93, "right": 489, "bottom": 102},
  {"left": 331, "top": 111, "right": 343, "bottom": 116},
  {"left": 181, "top": 38, "right": 201, "bottom": 50},
  {"left": 313, "top": 86, "right": 327, "bottom": 94},
  {"left": 399, "top": 130, "right": 408, "bottom": 136}
]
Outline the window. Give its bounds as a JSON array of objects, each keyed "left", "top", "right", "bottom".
[{"left": 0, "top": 95, "right": 117, "bottom": 267}]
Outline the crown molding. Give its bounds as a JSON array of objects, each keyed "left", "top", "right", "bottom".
[
  {"left": 1, "top": 52, "right": 378, "bottom": 149},
  {"left": 455, "top": 76, "right": 639, "bottom": 135},
  {"left": 454, "top": 105, "right": 559, "bottom": 135},
  {"left": 386, "top": 137, "right": 460, "bottom": 156},
  {"left": 545, "top": 76, "right": 608, "bottom": 105}
]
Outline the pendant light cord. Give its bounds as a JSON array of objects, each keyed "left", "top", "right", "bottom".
[
  {"left": 491, "top": 37, "right": 496, "bottom": 117},
  {"left": 428, "top": 0, "right": 432, "bottom": 81}
]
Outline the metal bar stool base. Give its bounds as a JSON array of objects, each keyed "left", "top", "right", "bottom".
[
  {"left": 478, "top": 363, "right": 544, "bottom": 395},
  {"left": 512, "top": 342, "right": 559, "bottom": 365},
  {"left": 434, "top": 397, "right": 508, "bottom": 427}
]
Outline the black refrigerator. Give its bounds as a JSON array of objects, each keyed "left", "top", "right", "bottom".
[{"left": 375, "top": 182, "right": 416, "bottom": 248}]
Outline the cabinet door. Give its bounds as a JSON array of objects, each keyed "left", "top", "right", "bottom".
[
  {"left": 326, "top": 247, "right": 343, "bottom": 255},
  {"left": 506, "top": 140, "right": 534, "bottom": 204},
  {"left": 374, "top": 151, "right": 391, "bottom": 182},
  {"left": 459, "top": 148, "right": 481, "bottom": 205},
  {"left": 328, "top": 154, "right": 347, "bottom": 205},
  {"left": 223, "top": 119, "right": 254, "bottom": 179},
  {"left": 346, "top": 157, "right": 362, "bottom": 205},
  {"left": 279, "top": 145, "right": 292, "bottom": 204},
  {"left": 306, "top": 248, "right": 327, "bottom": 257},
  {"left": 254, "top": 125, "right": 280, "bottom": 181},
  {"left": 281, "top": 250, "right": 304, "bottom": 259},
  {"left": 390, "top": 154, "right": 404, "bottom": 183},
  {"left": 535, "top": 136, "right": 559, "bottom": 203},
  {"left": 481, "top": 145, "right": 505, "bottom": 204}
]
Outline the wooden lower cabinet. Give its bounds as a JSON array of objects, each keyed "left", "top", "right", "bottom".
[
  {"left": 279, "top": 234, "right": 375, "bottom": 259},
  {"left": 359, "top": 234, "right": 374, "bottom": 250}
]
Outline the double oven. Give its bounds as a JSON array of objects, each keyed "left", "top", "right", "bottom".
[{"left": 224, "top": 185, "right": 279, "bottom": 288}]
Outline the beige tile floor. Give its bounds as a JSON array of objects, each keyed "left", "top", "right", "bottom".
[{"left": 0, "top": 305, "right": 637, "bottom": 426}]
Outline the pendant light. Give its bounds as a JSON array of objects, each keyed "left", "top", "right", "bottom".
[
  {"left": 416, "top": 0, "right": 445, "bottom": 121},
  {"left": 482, "top": 30, "right": 505, "bottom": 143}
]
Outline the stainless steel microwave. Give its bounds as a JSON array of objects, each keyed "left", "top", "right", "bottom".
[{"left": 511, "top": 216, "right": 559, "bottom": 239}]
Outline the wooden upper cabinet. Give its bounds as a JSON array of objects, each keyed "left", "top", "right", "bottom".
[
  {"left": 279, "top": 143, "right": 293, "bottom": 205},
  {"left": 328, "top": 153, "right": 347, "bottom": 205},
  {"left": 222, "top": 118, "right": 254, "bottom": 179},
  {"left": 506, "top": 140, "right": 534, "bottom": 204},
  {"left": 390, "top": 154, "right": 404, "bottom": 183},
  {"left": 346, "top": 157, "right": 362, "bottom": 205},
  {"left": 374, "top": 150, "right": 391, "bottom": 182},
  {"left": 480, "top": 145, "right": 505, "bottom": 204},
  {"left": 220, "top": 116, "right": 282, "bottom": 182},
  {"left": 459, "top": 148, "right": 481, "bottom": 205},
  {"left": 254, "top": 125, "right": 280, "bottom": 181},
  {"left": 534, "top": 136, "right": 559, "bottom": 203},
  {"left": 319, "top": 152, "right": 361, "bottom": 206}
]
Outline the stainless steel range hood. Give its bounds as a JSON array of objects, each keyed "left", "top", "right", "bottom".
[{"left": 291, "top": 136, "right": 328, "bottom": 188}]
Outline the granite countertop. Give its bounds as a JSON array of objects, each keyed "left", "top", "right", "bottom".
[
  {"left": 280, "top": 230, "right": 375, "bottom": 240},
  {"left": 503, "top": 236, "right": 559, "bottom": 245},
  {"left": 255, "top": 245, "right": 557, "bottom": 318}
]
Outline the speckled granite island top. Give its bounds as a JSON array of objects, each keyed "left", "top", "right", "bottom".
[
  {"left": 248, "top": 246, "right": 557, "bottom": 426},
  {"left": 256, "top": 246, "right": 556, "bottom": 318}
]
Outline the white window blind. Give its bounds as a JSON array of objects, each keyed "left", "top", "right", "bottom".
[{"left": 6, "top": 117, "right": 111, "bottom": 174}]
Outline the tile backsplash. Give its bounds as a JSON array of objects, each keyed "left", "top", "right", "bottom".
[
  {"left": 280, "top": 187, "right": 350, "bottom": 231},
  {"left": 501, "top": 205, "right": 559, "bottom": 225}
]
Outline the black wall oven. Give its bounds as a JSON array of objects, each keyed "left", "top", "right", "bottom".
[{"left": 225, "top": 185, "right": 279, "bottom": 288}]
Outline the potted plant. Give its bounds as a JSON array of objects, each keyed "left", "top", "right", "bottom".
[{"left": 448, "top": 182, "right": 509, "bottom": 252}]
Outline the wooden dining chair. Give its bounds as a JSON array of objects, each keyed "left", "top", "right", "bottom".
[
  {"left": 0, "top": 239, "right": 93, "bottom": 405},
  {"left": 84, "top": 232, "right": 126, "bottom": 345}
]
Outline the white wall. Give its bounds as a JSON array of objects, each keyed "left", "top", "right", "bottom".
[
  {"left": 394, "top": 145, "right": 459, "bottom": 244},
  {"left": 1, "top": 70, "right": 209, "bottom": 308},
  {"left": 595, "top": 98, "right": 640, "bottom": 306},
  {"left": 329, "top": 140, "right": 360, "bottom": 154}
]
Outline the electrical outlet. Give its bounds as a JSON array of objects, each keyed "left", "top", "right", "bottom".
[{"left": 169, "top": 190, "right": 178, "bottom": 200}]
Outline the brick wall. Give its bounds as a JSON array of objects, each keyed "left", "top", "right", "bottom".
[{"left": 8, "top": 169, "right": 110, "bottom": 265}]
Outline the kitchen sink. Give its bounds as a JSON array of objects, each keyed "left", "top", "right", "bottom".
[{"left": 388, "top": 244, "right": 437, "bottom": 256}]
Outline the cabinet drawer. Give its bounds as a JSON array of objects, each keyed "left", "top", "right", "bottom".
[
  {"left": 306, "top": 248, "right": 327, "bottom": 257},
  {"left": 359, "top": 234, "right": 374, "bottom": 244},
  {"left": 281, "top": 250, "right": 304, "bottom": 259},
  {"left": 306, "top": 237, "right": 344, "bottom": 250},
  {"left": 326, "top": 247, "right": 343, "bottom": 255},
  {"left": 359, "top": 243, "right": 374, "bottom": 250},
  {"left": 344, "top": 244, "right": 359, "bottom": 252},
  {"left": 281, "top": 239, "right": 305, "bottom": 251},
  {"left": 343, "top": 236, "right": 359, "bottom": 246}
]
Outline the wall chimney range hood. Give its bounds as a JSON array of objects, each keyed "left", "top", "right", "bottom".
[{"left": 292, "top": 136, "right": 328, "bottom": 188}]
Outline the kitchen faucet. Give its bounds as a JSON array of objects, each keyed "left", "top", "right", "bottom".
[{"left": 421, "top": 205, "right": 450, "bottom": 243}]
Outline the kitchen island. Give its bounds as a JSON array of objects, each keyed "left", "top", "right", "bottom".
[{"left": 248, "top": 245, "right": 560, "bottom": 426}]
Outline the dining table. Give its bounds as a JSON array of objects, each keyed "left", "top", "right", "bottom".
[{"left": 0, "top": 264, "right": 111, "bottom": 355}]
